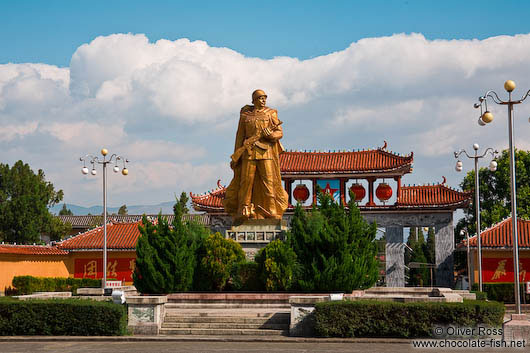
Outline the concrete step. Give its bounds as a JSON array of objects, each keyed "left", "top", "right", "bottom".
[
  {"left": 159, "top": 328, "right": 288, "bottom": 336},
  {"left": 164, "top": 315, "right": 289, "bottom": 324},
  {"left": 165, "top": 303, "right": 290, "bottom": 309},
  {"left": 164, "top": 309, "right": 289, "bottom": 317},
  {"left": 161, "top": 322, "right": 288, "bottom": 330}
]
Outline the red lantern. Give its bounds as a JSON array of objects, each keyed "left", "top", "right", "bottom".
[
  {"left": 349, "top": 183, "right": 366, "bottom": 202},
  {"left": 375, "top": 183, "right": 392, "bottom": 201},
  {"left": 293, "top": 184, "right": 309, "bottom": 203},
  {"left": 293, "top": 184, "right": 310, "bottom": 203}
]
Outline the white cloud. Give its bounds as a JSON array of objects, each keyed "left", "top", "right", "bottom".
[{"left": 1, "top": 32, "right": 530, "bottom": 207}]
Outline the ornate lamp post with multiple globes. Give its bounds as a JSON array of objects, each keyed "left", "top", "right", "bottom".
[
  {"left": 454, "top": 144, "right": 497, "bottom": 292},
  {"left": 474, "top": 80, "right": 530, "bottom": 314},
  {"left": 80, "top": 148, "right": 129, "bottom": 290}
]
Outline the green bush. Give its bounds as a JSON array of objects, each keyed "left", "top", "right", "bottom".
[
  {"left": 255, "top": 240, "right": 299, "bottom": 291},
  {"left": 314, "top": 300, "right": 505, "bottom": 338},
  {"left": 471, "top": 291, "right": 488, "bottom": 301},
  {"left": 228, "top": 261, "right": 263, "bottom": 291},
  {"left": 12, "top": 276, "right": 100, "bottom": 295},
  {"left": 134, "top": 201, "right": 208, "bottom": 294},
  {"left": 289, "top": 191, "right": 379, "bottom": 292},
  {"left": 0, "top": 297, "right": 127, "bottom": 335},
  {"left": 197, "top": 233, "right": 245, "bottom": 291},
  {"left": 471, "top": 283, "right": 530, "bottom": 303}
]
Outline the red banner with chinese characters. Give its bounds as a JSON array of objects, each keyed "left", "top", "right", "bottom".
[
  {"left": 74, "top": 258, "right": 136, "bottom": 282},
  {"left": 483, "top": 257, "right": 530, "bottom": 283}
]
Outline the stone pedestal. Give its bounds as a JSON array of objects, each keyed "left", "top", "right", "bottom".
[
  {"left": 503, "top": 314, "right": 530, "bottom": 341},
  {"left": 226, "top": 219, "right": 288, "bottom": 259},
  {"left": 127, "top": 296, "right": 167, "bottom": 335},
  {"left": 289, "top": 296, "right": 329, "bottom": 337}
]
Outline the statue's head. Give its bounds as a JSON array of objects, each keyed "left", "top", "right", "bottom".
[{"left": 252, "top": 89, "right": 267, "bottom": 106}]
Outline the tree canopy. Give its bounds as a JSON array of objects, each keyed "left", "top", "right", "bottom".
[
  {"left": 454, "top": 149, "right": 530, "bottom": 273},
  {"left": 0, "top": 161, "right": 66, "bottom": 243},
  {"left": 456, "top": 149, "right": 530, "bottom": 238},
  {"left": 58, "top": 204, "right": 73, "bottom": 216},
  {"left": 289, "top": 191, "right": 379, "bottom": 292},
  {"left": 118, "top": 204, "right": 128, "bottom": 215}
]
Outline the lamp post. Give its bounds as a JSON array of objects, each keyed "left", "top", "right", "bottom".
[
  {"left": 80, "top": 148, "right": 129, "bottom": 290},
  {"left": 460, "top": 229, "right": 471, "bottom": 290},
  {"left": 454, "top": 144, "right": 497, "bottom": 292},
  {"left": 474, "top": 80, "right": 529, "bottom": 314}
]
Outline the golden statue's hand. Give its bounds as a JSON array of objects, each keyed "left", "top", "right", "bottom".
[{"left": 262, "top": 127, "right": 273, "bottom": 137}]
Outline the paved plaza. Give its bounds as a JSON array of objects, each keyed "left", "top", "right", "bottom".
[{"left": 0, "top": 340, "right": 525, "bottom": 353}]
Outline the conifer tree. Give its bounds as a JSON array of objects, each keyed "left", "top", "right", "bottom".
[
  {"left": 289, "top": 191, "right": 379, "bottom": 292},
  {"left": 134, "top": 193, "right": 207, "bottom": 294}
]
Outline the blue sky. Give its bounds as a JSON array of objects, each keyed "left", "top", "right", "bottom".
[
  {"left": 3, "top": 1, "right": 529, "bottom": 66},
  {"left": 1, "top": 1, "right": 530, "bottom": 210}
]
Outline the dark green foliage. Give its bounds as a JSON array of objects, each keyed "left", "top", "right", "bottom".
[
  {"left": 134, "top": 193, "right": 209, "bottom": 294},
  {"left": 173, "top": 192, "right": 190, "bottom": 215},
  {"left": 471, "top": 283, "right": 530, "bottom": 303},
  {"left": 289, "top": 191, "right": 379, "bottom": 292},
  {"left": 0, "top": 161, "right": 65, "bottom": 243},
  {"left": 471, "top": 291, "right": 488, "bottom": 301},
  {"left": 424, "top": 227, "right": 436, "bottom": 265},
  {"left": 196, "top": 233, "right": 245, "bottom": 291},
  {"left": 11, "top": 276, "right": 100, "bottom": 295},
  {"left": 47, "top": 216, "right": 72, "bottom": 242},
  {"left": 255, "top": 240, "right": 299, "bottom": 291},
  {"left": 407, "top": 227, "right": 430, "bottom": 286},
  {"left": 58, "top": 204, "right": 73, "bottom": 216},
  {"left": 134, "top": 214, "right": 201, "bottom": 294},
  {"left": 314, "top": 300, "right": 504, "bottom": 338},
  {"left": 0, "top": 297, "right": 127, "bottom": 335},
  {"left": 228, "top": 261, "right": 263, "bottom": 291},
  {"left": 118, "top": 205, "right": 128, "bottom": 215}
]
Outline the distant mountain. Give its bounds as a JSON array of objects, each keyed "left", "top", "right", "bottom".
[{"left": 50, "top": 201, "right": 176, "bottom": 215}]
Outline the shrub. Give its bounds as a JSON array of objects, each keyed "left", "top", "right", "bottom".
[
  {"left": 228, "top": 261, "right": 263, "bottom": 291},
  {"left": 314, "top": 300, "right": 505, "bottom": 338},
  {"left": 289, "top": 191, "right": 379, "bottom": 292},
  {"left": 134, "top": 194, "right": 209, "bottom": 294},
  {"left": 255, "top": 240, "right": 299, "bottom": 291},
  {"left": 0, "top": 297, "right": 127, "bottom": 335},
  {"left": 471, "top": 283, "right": 530, "bottom": 303},
  {"left": 197, "top": 233, "right": 245, "bottom": 291},
  {"left": 11, "top": 276, "right": 100, "bottom": 295}
]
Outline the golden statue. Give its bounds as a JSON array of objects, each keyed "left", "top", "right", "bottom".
[{"left": 224, "top": 89, "right": 288, "bottom": 222}]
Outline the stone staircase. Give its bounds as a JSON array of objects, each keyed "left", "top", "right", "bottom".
[{"left": 159, "top": 294, "right": 291, "bottom": 336}]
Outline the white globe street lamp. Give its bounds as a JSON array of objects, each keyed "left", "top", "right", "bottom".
[
  {"left": 80, "top": 149, "right": 129, "bottom": 291},
  {"left": 454, "top": 145, "right": 497, "bottom": 292},
  {"left": 474, "top": 80, "right": 530, "bottom": 314}
]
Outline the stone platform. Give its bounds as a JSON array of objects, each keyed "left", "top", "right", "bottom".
[{"left": 225, "top": 219, "right": 288, "bottom": 259}]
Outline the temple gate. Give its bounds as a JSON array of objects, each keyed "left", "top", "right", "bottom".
[{"left": 191, "top": 143, "right": 471, "bottom": 288}]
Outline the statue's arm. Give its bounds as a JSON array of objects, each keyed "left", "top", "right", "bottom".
[
  {"left": 234, "top": 115, "right": 245, "bottom": 152},
  {"left": 264, "top": 110, "right": 283, "bottom": 141}
]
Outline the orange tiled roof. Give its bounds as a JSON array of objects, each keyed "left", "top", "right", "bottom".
[
  {"left": 0, "top": 244, "right": 68, "bottom": 255},
  {"left": 279, "top": 147, "right": 413, "bottom": 175},
  {"left": 396, "top": 179, "right": 472, "bottom": 208},
  {"left": 58, "top": 222, "right": 141, "bottom": 250},
  {"left": 58, "top": 214, "right": 209, "bottom": 228},
  {"left": 190, "top": 181, "right": 227, "bottom": 211},
  {"left": 460, "top": 217, "right": 530, "bottom": 249}
]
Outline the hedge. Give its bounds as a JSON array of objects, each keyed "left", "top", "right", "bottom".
[
  {"left": 228, "top": 261, "right": 263, "bottom": 291},
  {"left": 471, "top": 283, "right": 530, "bottom": 303},
  {"left": 11, "top": 276, "right": 101, "bottom": 295},
  {"left": 0, "top": 297, "right": 127, "bottom": 336},
  {"left": 314, "top": 300, "right": 504, "bottom": 338}
]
